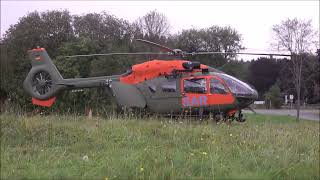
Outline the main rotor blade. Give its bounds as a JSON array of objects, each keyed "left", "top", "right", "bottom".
[
  {"left": 64, "top": 52, "right": 170, "bottom": 58},
  {"left": 186, "top": 52, "right": 291, "bottom": 57},
  {"left": 134, "top": 39, "right": 174, "bottom": 53}
]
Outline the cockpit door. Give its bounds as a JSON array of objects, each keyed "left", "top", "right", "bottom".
[
  {"left": 207, "top": 77, "right": 235, "bottom": 105},
  {"left": 181, "top": 76, "right": 210, "bottom": 107},
  {"left": 144, "top": 77, "right": 182, "bottom": 113}
]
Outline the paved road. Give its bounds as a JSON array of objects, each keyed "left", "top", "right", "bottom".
[{"left": 244, "top": 109, "right": 320, "bottom": 121}]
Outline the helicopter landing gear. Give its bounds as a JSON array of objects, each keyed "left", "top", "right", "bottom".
[
  {"left": 199, "top": 108, "right": 204, "bottom": 121},
  {"left": 214, "top": 112, "right": 229, "bottom": 124},
  {"left": 229, "top": 114, "right": 236, "bottom": 122},
  {"left": 236, "top": 110, "right": 246, "bottom": 122}
]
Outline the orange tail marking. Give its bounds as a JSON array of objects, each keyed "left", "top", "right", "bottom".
[{"left": 32, "top": 97, "right": 56, "bottom": 107}]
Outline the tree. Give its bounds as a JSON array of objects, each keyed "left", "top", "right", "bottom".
[
  {"left": 248, "top": 57, "right": 281, "bottom": 97},
  {"left": 1, "top": 10, "right": 74, "bottom": 111},
  {"left": 264, "top": 84, "right": 283, "bottom": 109},
  {"left": 301, "top": 55, "right": 320, "bottom": 104},
  {"left": 172, "top": 26, "right": 243, "bottom": 69},
  {"left": 137, "top": 10, "right": 170, "bottom": 42},
  {"left": 272, "top": 18, "right": 318, "bottom": 121},
  {"left": 73, "top": 12, "right": 133, "bottom": 51},
  {"left": 277, "top": 59, "right": 295, "bottom": 96},
  {"left": 210, "top": 26, "right": 244, "bottom": 59}
]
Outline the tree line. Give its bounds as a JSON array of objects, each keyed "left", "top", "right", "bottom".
[{"left": 0, "top": 10, "right": 319, "bottom": 114}]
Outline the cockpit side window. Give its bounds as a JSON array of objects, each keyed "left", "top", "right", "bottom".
[
  {"left": 162, "top": 80, "right": 176, "bottom": 92},
  {"left": 210, "top": 78, "right": 228, "bottom": 94},
  {"left": 183, "top": 78, "right": 207, "bottom": 94}
]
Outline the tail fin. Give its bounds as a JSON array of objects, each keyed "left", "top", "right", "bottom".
[{"left": 23, "top": 48, "right": 65, "bottom": 106}]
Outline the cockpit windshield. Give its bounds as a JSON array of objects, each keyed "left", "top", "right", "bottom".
[{"left": 218, "top": 73, "right": 255, "bottom": 96}]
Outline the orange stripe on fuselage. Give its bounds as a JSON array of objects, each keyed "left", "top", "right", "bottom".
[{"left": 120, "top": 60, "right": 208, "bottom": 84}]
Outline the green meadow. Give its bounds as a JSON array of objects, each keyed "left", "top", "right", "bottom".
[{"left": 1, "top": 114, "right": 319, "bottom": 179}]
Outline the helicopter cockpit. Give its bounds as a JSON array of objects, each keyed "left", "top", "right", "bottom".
[{"left": 217, "top": 73, "right": 257, "bottom": 98}]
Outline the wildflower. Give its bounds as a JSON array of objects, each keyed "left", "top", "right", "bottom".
[
  {"left": 229, "top": 133, "right": 233, "bottom": 137},
  {"left": 105, "top": 177, "right": 108, "bottom": 180},
  {"left": 82, "top": 155, "right": 89, "bottom": 162},
  {"left": 202, "top": 152, "right": 207, "bottom": 155},
  {"left": 140, "top": 167, "right": 144, "bottom": 172},
  {"left": 201, "top": 137, "right": 204, "bottom": 141},
  {"left": 190, "top": 153, "right": 194, "bottom": 156}
]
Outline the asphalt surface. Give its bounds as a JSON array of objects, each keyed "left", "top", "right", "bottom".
[{"left": 244, "top": 109, "right": 320, "bottom": 121}]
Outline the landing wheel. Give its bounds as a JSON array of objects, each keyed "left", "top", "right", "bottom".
[
  {"left": 214, "top": 112, "right": 229, "bottom": 124},
  {"left": 199, "top": 108, "right": 204, "bottom": 121},
  {"left": 229, "top": 114, "right": 236, "bottom": 122},
  {"left": 236, "top": 110, "right": 246, "bottom": 122}
]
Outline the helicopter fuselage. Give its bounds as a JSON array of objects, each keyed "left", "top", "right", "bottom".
[{"left": 106, "top": 59, "right": 258, "bottom": 117}]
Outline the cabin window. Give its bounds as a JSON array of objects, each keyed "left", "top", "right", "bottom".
[
  {"left": 210, "top": 78, "right": 228, "bottom": 94},
  {"left": 149, "top": 85, "right": 156, "bottom": 93},
  {"left": 147, "top": 82, "right": 156, "bottom": 93},
  {"left": 162, "top": 80, "right": 176, "bottom": 92},
  {"left": 184, "top": 78, "right": 207, "bottom": 94}
]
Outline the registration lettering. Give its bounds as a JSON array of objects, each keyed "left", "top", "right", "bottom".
[{"left": 182, "top": 95, "right": 208, "bottom": 107}]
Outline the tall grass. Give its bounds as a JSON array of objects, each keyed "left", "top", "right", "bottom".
[{"left": 1, "top": 114, "right": 319, "bottom": 179}]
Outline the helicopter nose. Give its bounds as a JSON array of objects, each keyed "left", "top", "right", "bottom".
[
  {"left": 234, "top": 83, "right": 258, "bottom": 99},
  {"left": 251, "top": 88, "right": 259, "bottom": 100},
  {"left": 234, "top": 88, "right": 258, "bottom": 99},
  {"left": 234, "top": 86, "right": 259, "bottom": 109},
  {"left": 218, "top": 73, "right": 258, "bottom": 107}
]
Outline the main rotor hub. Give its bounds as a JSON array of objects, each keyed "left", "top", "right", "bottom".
[{"left": 173, "top": 49, "right": 183, "bottom": 55}]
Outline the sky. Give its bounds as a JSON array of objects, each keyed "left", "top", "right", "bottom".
[{"left": 1, "top": 1, "right": 319, "bottom": 60}]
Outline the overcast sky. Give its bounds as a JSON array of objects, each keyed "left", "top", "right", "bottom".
[{"left": 1, "top": 1, "right": 319, "bottom": 59}]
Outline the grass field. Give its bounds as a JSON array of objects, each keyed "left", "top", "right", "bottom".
[{"left": 1, "top": 113, "right": 319, "bottom": 179}]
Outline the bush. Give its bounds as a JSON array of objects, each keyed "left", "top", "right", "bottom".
[{"left": 264, "top": 84, "right": 283, "bottom": 109}]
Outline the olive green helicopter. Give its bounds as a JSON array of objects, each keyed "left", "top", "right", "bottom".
[{"left": 23, "top": 39, "right": 290, "bottom": 122}]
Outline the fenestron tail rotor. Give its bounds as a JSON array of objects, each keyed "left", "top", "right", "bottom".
[{"left": 32, "top": 71, "right": 53, "bottom": 96}]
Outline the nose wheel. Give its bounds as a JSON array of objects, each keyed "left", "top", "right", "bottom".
[{"left": 236, "top": 110, "right": 246, "bottom": 122}]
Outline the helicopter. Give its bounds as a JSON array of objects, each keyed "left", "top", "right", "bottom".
[{"left": 23, "top": 39, "right": 291, "bottom": 122}]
